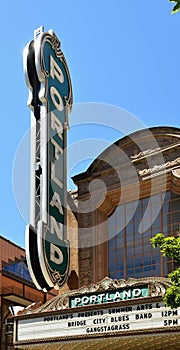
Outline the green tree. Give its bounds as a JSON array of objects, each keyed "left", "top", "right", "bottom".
[
  {"left": 151, "top": 233, "right": 180, "bottom": 308},
  {"left": 169, "top": 0, "right": 180, "bottom": 14}
]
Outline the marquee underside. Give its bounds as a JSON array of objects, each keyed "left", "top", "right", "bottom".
[{"left": 15, "top": 332, "right": 180, "bottom": 350}]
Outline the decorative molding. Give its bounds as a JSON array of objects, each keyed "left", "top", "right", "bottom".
[
  {"left": 19, "top": 276, "right": 172, "bottom": 315},
  {"left": 37, "top": 30, "right": 73, "bottom": 112},
  {"left": 130, "top": 148, "right": 160, "bottom": 160},
  {"left": 131, "top": 142, "right": 180, "bottom": 162},
  {"left": 138, "top": 157, "right": 180, "bottom": 177},
  {"left": 172, "top": 168, "right": 180, "bottom": 179}
]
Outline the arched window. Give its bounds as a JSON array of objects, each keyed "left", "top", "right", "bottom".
[{"left": 108, "top": 191, "right": 180, "bottom": 280}]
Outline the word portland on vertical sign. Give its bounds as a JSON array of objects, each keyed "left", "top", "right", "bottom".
[{"left": 23, "top": 26, "right": 73, "bottom": 291}]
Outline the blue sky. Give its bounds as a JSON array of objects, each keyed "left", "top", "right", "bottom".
[{"left": 0, "top": 0, "right": 180, "bottom": 247}]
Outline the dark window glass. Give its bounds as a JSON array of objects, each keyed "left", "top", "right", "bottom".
[
  {"left": 135, "top": 268, "right": 143, "bottom": 278},
  {"left": 127, "top": 269, "right": 135, "bottom": 278},
  {"left": 108, "top": 191, "right": 180, "bottom": 280},
  {"left": 127, "top": 259, "right": 135, "bottom": 269}
]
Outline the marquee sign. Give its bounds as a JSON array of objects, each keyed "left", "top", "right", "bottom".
[
  {"left": 23, "top": 26, "right": 73, "bottom": 291},
  {"left": 14, "top": 277, "right": 177, "bottom": 345},
  {"left": 69, "top": 285, "right": 148, "bottom": 307},
  {"left": 14, "top": 301, "right": 180, "bottom": 344}
]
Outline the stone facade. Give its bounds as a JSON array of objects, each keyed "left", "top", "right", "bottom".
[{"left": 72, "top": 127, "right": 180, "bottom": 287}]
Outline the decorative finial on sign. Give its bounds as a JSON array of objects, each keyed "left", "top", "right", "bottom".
[{"left": 34, "top": 26, "right": 44, "bottom": 40}]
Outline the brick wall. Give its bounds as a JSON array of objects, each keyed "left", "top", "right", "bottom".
[{"left": 0, "top": 236, "right": 25, "bottom": 270}]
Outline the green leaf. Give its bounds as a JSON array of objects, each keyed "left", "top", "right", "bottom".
[
  {"left": 151, "top": 232, "right": 180, "bottom": 308},
  {"left": 150, "top": 234, "right": 180, "bottom": 262},
  {"left": 169, "top": 0, "right": 180, "bottom": 14},
  {"left": 150, "top": 233, "right": 164, "bottom": 248},
  {"left": 163, "top": 285, "right": 180, "bottom": 309},
  {"left": 172, "top": 3, "right": 180, "bottom": 13},
  {"left": 168, "top": 268, "right": 180, "bottom": 286}
]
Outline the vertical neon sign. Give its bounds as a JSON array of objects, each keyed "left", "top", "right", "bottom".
[{"left": 23, "top": 27, "right": 73, "bottom": 291}]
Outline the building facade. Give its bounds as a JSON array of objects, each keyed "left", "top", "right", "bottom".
[
  {"left": 72, "top": 126, "right": 180, "bottom": 287},
  {"left": 13, "top": 126, "right": 180, "bottom": 349},
  {"left": 0, "top": 236, "right": 58, "bottom": 350}
]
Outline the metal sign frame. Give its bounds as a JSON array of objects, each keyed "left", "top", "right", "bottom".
[{"left": 23, "top": 27, "right": 73, "bottom": 291}]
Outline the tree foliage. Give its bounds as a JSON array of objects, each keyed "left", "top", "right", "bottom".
[
  {"left": 169, "top": 0, "right": 180, "bottom": 14},
  {"left": 151, "top": 233, "right": 180, "bottom": 308}
]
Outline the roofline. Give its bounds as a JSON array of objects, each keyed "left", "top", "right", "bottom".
[
  {"left": 0, "top": 235, "right": 25, "bottom": 252},
  {"left": 72, "top": 125, "right": 180, "bottom": 184}
]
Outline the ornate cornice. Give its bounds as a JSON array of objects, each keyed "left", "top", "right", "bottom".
[
  {"left": 138, "top": 158, "right": 180, "bottom": 177},
  {"left": 131, "top": 142, "right": 180, "bottom": 162},
  {"left": 73, "top": 127, "right": 180, "bottom": 187},
  {"left": 19, "top": 276, "right": 172, "bottom": 315},
  {"left": 130, "top": 147, "right": 161, "bottom": 160}
]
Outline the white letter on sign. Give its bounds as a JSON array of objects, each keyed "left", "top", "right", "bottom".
[
  {"left": 50, "top": 216, "right": 63, "bottom": 240},
  {"left": 51, "top": 138, "right": 63, "bottom": 160},
  {"left": 50, "top": 86, "right": 63, "bottom": 112},
  {"left": 50, "top": 243, "right": 63, "bottom": 264},
  {"left": 74, "top": 298, "right": 81, "bottom": 306},
  {"left": 51, "top": 111, "right": 63, "bottom": 140},
  {"left": 50, "top": 192, "right": 63, "bottom": 215},
  {"left": 50, "top": 55, "right": 64, "bottom": 83},
  {"left": 51, "top": 162, "right": 63, "bottom": 189},
  {"left": 133, "top": 289, "right": 142, "bottom": 297}
]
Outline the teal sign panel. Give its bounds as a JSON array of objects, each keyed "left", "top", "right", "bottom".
[
  {"left": 24, "top": 27, "right": 73, "bottom": 291},
  {"left": 70, "top": 285, "right": 149, "bottom": 308}
]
